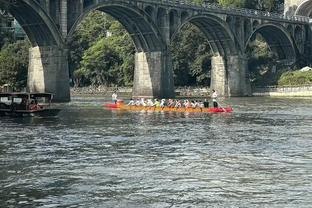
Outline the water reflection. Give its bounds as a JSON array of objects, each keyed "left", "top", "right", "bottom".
[{"left": 0, "top": 97, "right": 312, "bottom": 207}]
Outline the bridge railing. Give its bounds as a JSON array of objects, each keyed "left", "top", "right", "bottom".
[{"left": 150, "top": 0, "right": 310, "bottom": 23}]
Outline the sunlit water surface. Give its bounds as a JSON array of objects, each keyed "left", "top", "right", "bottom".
[{"left": 0, "top": 97, "right": 312, "bottom": 208}]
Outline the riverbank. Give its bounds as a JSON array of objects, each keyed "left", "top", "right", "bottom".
[
  {"left": 71, "top": 85, "right": 312, "bottom": 98},
  {"left": 70, "top": 86, "right": 211, "bottom": 97},
  {"left": 252, "top": 85, "right": 312, "bottom": 97}
]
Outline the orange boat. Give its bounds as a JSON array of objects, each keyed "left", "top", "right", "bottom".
[{"left": 103, "top": 101, "right": 233, "bottom": 113}]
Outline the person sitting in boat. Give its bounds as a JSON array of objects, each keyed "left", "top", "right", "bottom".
[
  {"left": 154, "top": 99, "right": 160, "bottom": 107},
  {"left": 203, "top": 99, "right": 209, "bottom": 108},
  {"left": 127, "top": 98, "right": 135, "bottom": 106},
  {"left": 167, "top": 99, "right": 174, "bottom": 108},
  {"left": 135, "top": 98, "right": 141, "bottom": 106},
  {"left": 184, "top": 100, "right": 191, "bottom": 108},
  {"left": 112, "top": 92, "right": 118, "bottom": 104},
  {"left": 199, "top": 100, "right": 204, "bottom": 108},
  {"left": 147, "top": 99, "right": 154, "bottom": 107},
  {"left": 160, "top": 99, "right": 166, "bottom": 108},
  {"left": 175, "top": 100, "right": 182, "bottom": 108},
  {"left": 211, "top": 89, "right": 218, "bottom": 108},
  {"left": 140, "top": 98, "right": 147, "bottom": 107},
  {"left": 29, "top": 100, "right": 38, "bottom": 110},
  {"left": 190, "top": 100, "right": 196, "bottom": 108}
]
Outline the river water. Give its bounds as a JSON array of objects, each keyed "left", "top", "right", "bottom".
[{"left": 0, "top": 97, "right": 311, "bottom": 208}]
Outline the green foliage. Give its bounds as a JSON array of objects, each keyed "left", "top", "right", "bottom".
[
  {"left": 171, "top": 24, "right": 212, "bottom": 86},
  {"left": 69, "top": 11, "right": 134, "bottom": 87},
  {"left": 68, "top": 11, "right": 111, "bottom": 79},
  {"left": 278, "top": 71, "right": 312, "bottom": 86},
  {"left": 218, "top": 0, "right": 246, "bottom": 7},
  {"left": 191, "top": 0, "right": 206, "bottom": 5},
  {"left": 223, "top": 0, "right": 283, "bottom": 11},
  {"left": 247, "top": 35, "right": 278, "bottom": 86},
  {"left": 79, "top": 38, "right": 122, "bottom": 86},
  {"left": 0, "top": 40, "right": 30, "bottom": 89}
]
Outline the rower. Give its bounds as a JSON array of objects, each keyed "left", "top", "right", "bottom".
[
  {"left": 127, "top": 98, "right": 135, "bottom": 106},
  {"left": 203, "top": 99, "right": 209, "bottom": 108},
  {"left": 112, "top": 92, "right": 118, "bottom": 104},
  {"left": 211, "top": 89, "right": 218, "bottom": 108},
  {"left": 160, "top": 99, "right": 166, "bottom": 107}
]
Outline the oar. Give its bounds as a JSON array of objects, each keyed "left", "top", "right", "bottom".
[{"left": 217, "top": 101, "right": 227, "bottom": 112}]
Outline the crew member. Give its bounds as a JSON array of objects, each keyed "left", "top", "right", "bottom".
[
  {"left": 112, "top": 92, "right": 118, "bottom": 104},
  {"left": 211, "top": 89, "right": 218, "bottom": 108}
]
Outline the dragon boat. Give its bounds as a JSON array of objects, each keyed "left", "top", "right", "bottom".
[{"left": 103, "top": 100, "right": 233, "bottom": 113}]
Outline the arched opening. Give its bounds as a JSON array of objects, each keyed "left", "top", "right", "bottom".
[
  {"left": 170, "top": 22, "right": 212, "bottom": 91},
  {"left": 245, "top": 24, "right": 296, "bottom": 87},
  {"left": 68, "top": 11, "right": 136, "bottom": 88},
  {"left": 0, "top": 1, "right": 62, "bottom": 93},
  {"left": 295, "top": 0, "right": 312, "bottom": 17},
  {"left": 1, "top": 1, "right": 62, "bottom": 47},
  {"left": 171, "top": 15, "right": 247, "bottom": 96},
  {"left": 68, "top": 3, "right": 171, "bottom": 98}
]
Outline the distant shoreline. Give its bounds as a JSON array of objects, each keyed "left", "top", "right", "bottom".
[
  {"left": 252, "top": 85, "right": 312, "bottom": 97},
  {"left": 70, "top": 86, "right": 211, "bottom": 98},
  {"left": 70, "top": 85, "right": 312, "bottom": 98}
]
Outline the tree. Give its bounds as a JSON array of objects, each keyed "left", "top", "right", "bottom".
[
  {"left": 0, "top": 40, "right": 30, "bottom": 89},
  {"left": 68, "top": 11, "right": 113, "bottom": 82},
  {"left": 218, "top": 0, "right": 246, "bottom": 7},
  {"left": 69, "top": 11, "right": 135, "bottom": 87},
  {"left": 171, "top": 23, "right": 212, "bottom": 86}
]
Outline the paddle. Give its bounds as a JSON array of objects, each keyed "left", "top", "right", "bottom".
[{"left": 217, "top": 101, "right": 227, "bottom": 112}]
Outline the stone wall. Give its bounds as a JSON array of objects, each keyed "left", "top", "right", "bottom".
[
  {"left": 253, "top": 85, "right": 312, "bottom": 97},
  {"left": 70, "top": 86, "right": 211, "bottom": 97}
]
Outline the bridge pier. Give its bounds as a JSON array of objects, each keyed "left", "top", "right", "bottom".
[
  {"left": 133, "top": 51, "right": 174, "bottom": 98},
  {"left": 27, "top": 46, "right": 70, "bottom": 102},
  {"left": 211, "top": 55, "right": 251, "bottom": 97},
  {"left": 227, "top": 55, "right": 251, "bottom": 96}
]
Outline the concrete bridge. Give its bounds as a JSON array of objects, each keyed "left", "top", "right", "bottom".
[{"left": 0, "top": 0, "right": 311, "bottom": 101}]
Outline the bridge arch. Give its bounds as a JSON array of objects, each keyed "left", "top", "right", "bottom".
[
  {"left": 172, "top": 15, "right": 239, "bottom": 56},
  {"left": 245, "top": 23, "right": 297, "bottom": 63},
  {"left": 295, "top": 0, "right": 312, "bottom": 17},
  {"left": 1, "top": 0, "right": 63, "bottom": 47},
  {"left": 68, "top": 2, "right": 165, "bottom": 52},
  {"left": 171, "top": 15, "right": 250, "bottom": 96},
  {"left": 68, "top": 1, "right": 173, "bottom": 98}
]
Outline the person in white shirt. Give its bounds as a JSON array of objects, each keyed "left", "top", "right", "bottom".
[
  {"left": 112, "top": 92, "right": 118, "bottom": 104},
  {"left": 211, "top": 89, "right": 218, "bottom": 108},
  {"left": 127, "top": 98, "right": 135, "bottom": 106}
]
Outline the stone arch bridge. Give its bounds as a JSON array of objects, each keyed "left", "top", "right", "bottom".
[{"left": 1, "top": 0, "right": 311, "bottom": 101}]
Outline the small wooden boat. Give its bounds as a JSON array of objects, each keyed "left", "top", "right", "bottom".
[
  {"left": 103, "top": 100, "right": 233, "bottom": 113},
  {"left": 0, "top": 92, "right": 61, "bottom": 117}
]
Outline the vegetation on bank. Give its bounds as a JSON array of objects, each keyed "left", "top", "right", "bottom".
[
  {"left": 0, "top": 0, "right": 308, "bottom": 91},
  {"left": 278, "top": 70, "right": 312, "bottom": 86}
]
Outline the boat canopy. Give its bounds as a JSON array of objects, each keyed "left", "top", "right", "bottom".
[{"left": 0, "top": 93, "right": 54, "bottom": 102}]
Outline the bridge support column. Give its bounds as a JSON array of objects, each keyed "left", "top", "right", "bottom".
[
  {"left": 133, "top": 51, "right": 174, "bottom": 98},
  {"left": 27, "top": 46, "right": 70, "bottom": 102},
  {"left": 211, "top": 56, "right": 227, "bottom": 96},
  {"left": 227, "top": 55, "right": 251, "bottom": 96},
  {"left": 211, "top": 55, "right": 251, "bottom": 97}
]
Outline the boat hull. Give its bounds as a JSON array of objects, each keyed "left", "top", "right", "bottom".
[
  {"left": 104, "top": 103, "right": 233, "bottom": 113},
  {"left": 0, "top": 109, "right": 61, "bottom": 117}
]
